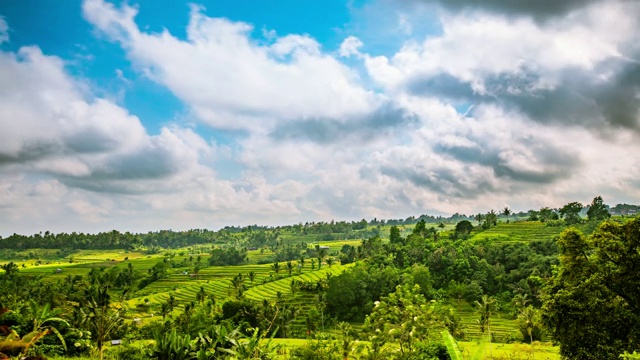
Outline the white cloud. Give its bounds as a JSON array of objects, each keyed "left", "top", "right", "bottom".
[
  {"left": 339, "top": 36, "right": 364, "bottom": 57},
  {"left": 365, "top": 1, "right": 638, "bottom": 93},
  {"left": 3, "top": 1, "right": 640, "bottom": 236},
  {"left": 82, "top": 0, "right": 381, "bottom": 130}
]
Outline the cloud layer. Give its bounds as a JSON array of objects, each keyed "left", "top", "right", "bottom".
[{"left": 1, "top": 0, "right": 639, "bottom": 235}]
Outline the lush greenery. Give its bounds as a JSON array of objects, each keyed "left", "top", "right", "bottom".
[{"left": 0, "top": 196, "right": 636, "bottom": 359}]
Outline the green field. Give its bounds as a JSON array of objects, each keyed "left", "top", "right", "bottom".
[{"left": 0, "top": 219, "right": 576, "bottom": 359}]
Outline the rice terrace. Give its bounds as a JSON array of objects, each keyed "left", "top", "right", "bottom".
[{"left": 2, "top": 0, "right": 640, "bottom": 359}]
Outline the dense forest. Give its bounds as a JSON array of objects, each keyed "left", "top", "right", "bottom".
[{"left": 0, "top": 196, "right": 638, "bottom": 360}]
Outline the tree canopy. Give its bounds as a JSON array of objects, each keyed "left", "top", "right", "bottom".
[{"left": 542, "top": 218, "right": 640, "bottom": 359}]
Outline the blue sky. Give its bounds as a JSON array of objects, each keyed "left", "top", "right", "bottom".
[{"left": 1, "top": 0, "right": 639, "bottom": 235}]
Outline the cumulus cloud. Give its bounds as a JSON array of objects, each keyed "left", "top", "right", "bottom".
[
  {"left": 82, "top": 0, "right": 381, "bottom": 130},
  {"left": 408, "top": 0, "right": 602, "bottom": 21},
  {"left": 0, "top": 45, "right": 213, "bottom": 191},
  {"left": 365, "top": 0, "right": 640, "bottom": 131},
  {"left": 3, "top": 0, "right": 640, "bottom": 235}
]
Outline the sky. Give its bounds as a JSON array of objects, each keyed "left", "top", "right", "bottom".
[{"left": 1, "top": 0, "right": 639, "bottom": 236}]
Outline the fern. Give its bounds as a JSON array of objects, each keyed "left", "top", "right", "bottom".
[{"left": 441, "top": 330, "right": 463, "bottom": 360}]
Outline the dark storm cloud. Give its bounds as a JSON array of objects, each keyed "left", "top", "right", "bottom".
[
  {"left": 407, "top": 73, "right": 479, "bottom": 102},
  {"left": 55, "top": 143, "right": 183, "bottom": 194},
  {"left": 269, "top": 104, "right": 416, "bottom": 144},
  {"left": 0, "top": 142, "right": 62, "bottom": 165},
  {"left": 407, "top": 61, "right": 640, "bottom": 131},
  {"left": 433, "top": 137, "right": 580, "bottom": 184},
  {"left": 0, "top": 128, "right": 122, "bottom": 166},
  {"left": 379, "top": 165, "right": 496, "bottom": 198},
  {"left": 411, "top": 0, "right": 600, "bottom": 20}
]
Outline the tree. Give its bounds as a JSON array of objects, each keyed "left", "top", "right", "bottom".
[
  {"left": 559, "top": 201, "right": 583, "bottom": 224},
  {"left": 389, "top": 225, "right": 403, "bottom": 244},
  {"left": 517, "top": 306, "right": 542, "bottom": 343},
  {"left": 538, "top": 207, "right": 557, "bottom": 222},
  {"left": 286, "top": 261, "right": 294, "bottom": 276},
  {"left": 542, "top": 219, "right": 640, "bottom": 359},
  {"left": 196, "top": 286, "right": 207, "bottom": 304},
  {"left": 317, "top": 247, "right": 327, "bottom": 269},
  {"left": 159, "top": 302, "right": 171, "bottom": 320},
  {"left": 0, "top": 262, "right": 19, "bottom": 278},
  {"left": 482, "top": 210, "right": 498, "bottom": 229},
  {"left": 192, "top": 264, "right": 201, "bottom": 280},
  {"left": 587, "top": 195, "right": 611, "bottom": 221},
  {"left": 167, "top": 293, "right": 177, "bottom": 312},
  {"left": 84, "top": 286, "right": 123, "bottom": 360},
  {"left": 271, "top": 262, "right": 281, "bottom": 275},
  {"left": 364, "top": 284, "right": 436, "bottom": 358},
  {"left": 502, "top": 207, "right": 511, "bottom": 223},
  {"left": 475, "top": 295, "right": 496, "bottom": 357},
  {"left": 454, "top": 220, "right": 473, "bottom": 238},
  {"left": 326, "top": 258, "right": 334, "bottom": 267},
  {"left": 248, "top": 271, "right": 256, "bottom": 284}
]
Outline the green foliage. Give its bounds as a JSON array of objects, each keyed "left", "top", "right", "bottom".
[
  {"left": 150, "top": 329, "right": 192, "bottom": 360},
  {"left": 454, "top": 220, "right": 473, "bottom": 238},
  {"left": 289, "top": 338, "right": 341, "bottom": 360},
  {"left": 542, "top": 218, "right": 640, "bottom": 359},
  {"left": 364, "top": 284, "right": 437, "bottom": 358},
  {"left": 389, "top": 225, "right": 403, "bottom": 244},
  {"left": 325, "top": 263, "right": 400, "bottom": 321},
  {"left": 209, "top": 247, "right": 248, "bottom": 266},
  {"left": 559, "top": 201, "right": 584, "bottom": 224},
  {"left": 441, "top": 330, "right": 463, "bottom": 360},
  {"left": 516, "top": 306, "right": 542, "bottom": 343},
  {"left": 587, "top": 195, "right": 611, "bottom": 221}
]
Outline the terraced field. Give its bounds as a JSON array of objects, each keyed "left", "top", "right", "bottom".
[
  {"left": 245, "top": 264, "right": 351, "bottom": 301},
  {"left": 125, "top": 263, "right": 352, "bottom": 320},
  {"left": 452, "top": 301, "right": 521, "bottom": 342},
  {"left": 469, "top": 221, "right": 564, "bottom": 243}
]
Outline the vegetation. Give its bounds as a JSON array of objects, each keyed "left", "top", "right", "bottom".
[{"left": 0, "top": 196, "right": 636, "bottom": 359}]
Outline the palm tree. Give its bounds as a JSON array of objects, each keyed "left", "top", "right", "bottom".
[
  {"left": 518, "top": 306, "right": 539, "bottom": 344},
  {"left": 85, "top": 286, "right": 123, "bottom": 360},
  {"left": 271, "top": 262, "right": 281, "bottom": 275},
  {"left": 317, "top": 248, "right": 327, "bottom": 269},
  {"left": 167, "top": 293, "right": 177, "bottom": 312},
  {"left": 290, "top": 280, "right": 299, "bottom": 296},
  {"left": 231, "top": 273, "right": 245, "bottom": 299},
  {"left": 326, "top": 258, "right": 334, "bottom": 267},
  {"left": 475, "top": 295, "right": 496, "bottom": 357},
  {"left": 310, "top": 258, "right": 316, "bottom": 270},
  {"left": 196, "top": 286, "right": 207, "bottom": 304},
  {"left": 0, "top": 261, "right": 19, "bottom": 277},
  {"left": 159, "top": 302, "right": 171, "bottom": 320},
  {"left": 248, "top": 271, "right": 256, "bottom": 284},
  {"left": 286, "top": 261, "right": 294, "bottom": 276},
  {"left": 299, "top": 256, "right": 305, "bottom": 269},
  {"left": 193, "top": 264, "right": 201, "bottom": 280},
  {"left": 503, "top": 207, "right": 512, "bottom": 223}
]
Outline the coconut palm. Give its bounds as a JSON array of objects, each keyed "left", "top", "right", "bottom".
[
  {"left": 196, "top": 286, "right": 207, "bottom": 304},
  {"left": 167, "top": 293, "right": 177, "bottom": 312},
  {"left": 503, "top": 207, "right": 512, "bottom": 223},
  {"left": 159, "top": 302, "right": 171, "bottom": 320},
  {"left": 271, "top": 262, "right": 281, "bottom": 275},
  {"left": 84, "top": 286, "right": 123, "bottom": 360},
  {"left": 475, "top": 295, "right": 496, "bottom": 357}
]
